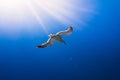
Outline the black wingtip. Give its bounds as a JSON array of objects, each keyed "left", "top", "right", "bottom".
[
  {"left": 36, "top": 45, "right": 45, "bottom": 48},
  {"left": 70, "top": 26, "right": 73, "bottom": 28},
  {"left": 69, "top": 26, "right": 73, "bottom": 31}
]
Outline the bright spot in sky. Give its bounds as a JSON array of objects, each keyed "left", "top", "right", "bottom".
[{"left": 0, "top": 0, "right": 97, "bottom": 37}]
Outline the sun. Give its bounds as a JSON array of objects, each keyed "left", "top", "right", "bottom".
[{"left": 0, "top": 0, "right": 96, "bottom": 37}]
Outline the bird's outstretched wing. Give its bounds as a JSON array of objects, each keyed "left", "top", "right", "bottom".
[
  {"left": 56, "top": 26, "right": 73, "bottom": 37},
  {"left": 37, "top": 37, "right": 55, "bottom": 48}
]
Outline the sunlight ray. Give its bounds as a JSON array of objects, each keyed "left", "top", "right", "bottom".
[
  {"left": 0, "top": 0, "right": 97, "bottom": 37},
  {"left": 24, "top": 0, "right": 48, "bottom": 34},
  {"left": 29, "top": 0, "right": 96, "bottom": 27},
  {"left": 33, "top": 0, "right": 70, "bottom": 24}
]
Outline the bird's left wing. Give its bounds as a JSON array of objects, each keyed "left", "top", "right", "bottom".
[{"left": 37, "top": 37, "right": 55, "bottom": 48}]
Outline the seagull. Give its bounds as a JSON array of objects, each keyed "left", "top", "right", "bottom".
[{"left": 36, "top": 26, "right": 73, "bottom": 48}]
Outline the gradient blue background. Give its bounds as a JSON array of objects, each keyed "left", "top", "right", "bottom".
[{"left": 0, "top": 0, "right": 120, "bottom": 80}]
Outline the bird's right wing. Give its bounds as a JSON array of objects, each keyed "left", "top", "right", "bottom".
[
  {"left": 37, "top": 37, "right": 55, "bottom": 48},
  {"left": 56, "top": 26, "right": 73, "bottom": 37}
]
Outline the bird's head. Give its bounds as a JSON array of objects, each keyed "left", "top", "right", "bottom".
[
  {"left": 49, "top": 34, "right": 52, "bottom": 37},
  {"left": 49, "top": 34, "right": 55, "bottom": 38}
]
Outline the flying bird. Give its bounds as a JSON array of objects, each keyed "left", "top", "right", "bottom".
[{"left": 36, "top": 26, "right": 73, "bottom": 48}]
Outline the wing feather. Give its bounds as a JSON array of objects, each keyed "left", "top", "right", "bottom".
[{"left": 56, "top": 26, "right": 73, "bottom": 36}]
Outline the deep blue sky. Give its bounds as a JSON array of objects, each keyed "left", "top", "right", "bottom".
[{"left": 0, "top": 0, "right": 120, "bottom": 80}]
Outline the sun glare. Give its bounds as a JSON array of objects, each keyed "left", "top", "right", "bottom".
[
  {"left": 0, "top": 0, "right": 97, "bottom": 36},
  {"left": 0, "top": 0, "right": 19, "bottom": 6}
]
